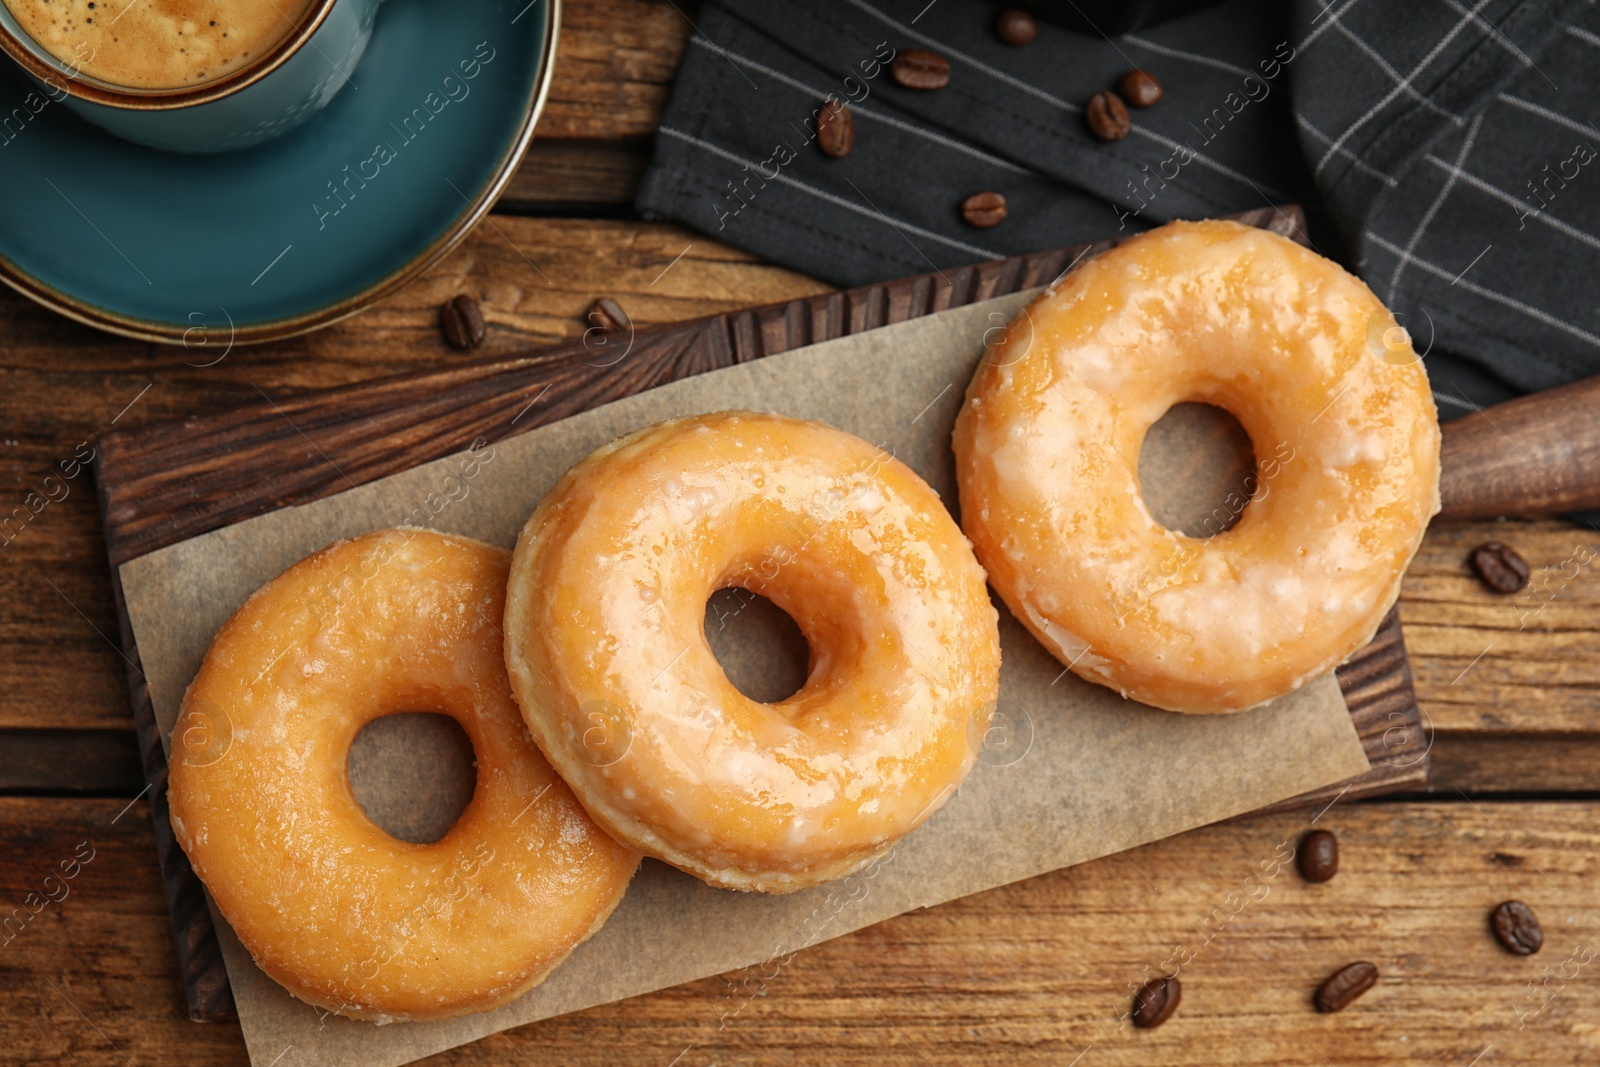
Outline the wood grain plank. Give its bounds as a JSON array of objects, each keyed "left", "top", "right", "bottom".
[
  {"left": 409, "top": 1, "right": 686, "bottom": 207},
  {"left": 1403, "top": 518, "right": 1600, "bottom": 733},
  {"left": 0, "top": 730, "right": 140, "bottom": 792},
  {"left": 537, "top": 0, "right": 690, "bottom": 140},
  {"left": 499, "top": 138, "right": 654, "bottom": 209},
  {"left": 1426, "top": 732, "right": 1600, "bottom": 795},
  {"left": 2, "top": 797, "right": 1594, "bottom": 1065}
]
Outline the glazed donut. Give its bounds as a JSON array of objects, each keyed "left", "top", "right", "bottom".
[
  {"left": 167, "top": 529, "right": 639, "bottom": 1022},
  {"left": 953, "top": 219, "right": 1440, "bottom": 713},
  {"left": 504, "top": 412, "right": 1001, "bottom": 893}
]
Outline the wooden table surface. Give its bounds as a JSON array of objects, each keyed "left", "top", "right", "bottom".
[{"left": 4, "top": 3, "right": 1598, "bottom": 1063}]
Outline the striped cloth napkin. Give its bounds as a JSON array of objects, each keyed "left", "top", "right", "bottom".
[{"left": 637, "top": 0, "right": 1598, "bottom": 415}]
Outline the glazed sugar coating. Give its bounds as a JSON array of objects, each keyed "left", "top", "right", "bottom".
[
  {"left": 952, "top": 219, "right": 1440, "bottom": 713},
  {"left": 504, "top": 412, "right": 1002, "bottom": 893},
  {"left": 167, "top": 529, "right": 639, "bottom": 1022}
]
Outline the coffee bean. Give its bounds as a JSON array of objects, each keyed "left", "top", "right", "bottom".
[
  {"left": 1470, "top": 541, "right": 1530, "bottom": 593},
  {"left": 961, "top": 191, "right": 1007, "bottom": 228},
  {"left": 1130, "top": 975, "right": 1181, "bottom": 1029},
  {"left": 994, "top": 8, "right": 1038, "bottom": 46},
  {"left": 439, "top": 294, "right": 486, "bottom": 350},
  {"left": 1117, "top": 68, "right": 1163, "bottom": 108},
  {"left": 1314, "top": 961, "right": 1378, "bottom": 1013},
  {"left": 816, "top": 99, "right": 854, "bottom": 158},
  {"left": 587, "top": 296, "right": 631, "bottom": 334},
  {"left": 891, "top": 48, "right": 950, "bottom": 90},
  {"left": 1086, "top": 91, "right": 1131, "bottom": 141},
  {"left": 1491, "top": 900, "right": 1544, "bottom": 955},
  {"left": 1298, "top": 829, "right": 1339, "bottom": 883}
]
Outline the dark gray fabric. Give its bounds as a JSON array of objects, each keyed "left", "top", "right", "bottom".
[{"left": 637, "top": 0, "right": 1599, "bottom": 414}]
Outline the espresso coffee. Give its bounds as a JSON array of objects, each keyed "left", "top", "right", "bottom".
[{"left": 2, "top": 0, "right": 315, "bottom": 89}]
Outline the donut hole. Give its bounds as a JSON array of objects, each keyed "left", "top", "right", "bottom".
[
  {"left": 1138, "top": 402, "right": 1258, "bottom": 538},
  {"left": 347, "top": 713, "right": 477, "bottom": 844},
  {"left": 703, "top": 587, "right": 811, "bottom": 704}
]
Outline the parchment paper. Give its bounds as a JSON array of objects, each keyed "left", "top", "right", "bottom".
[{"left": 119, "top": 292, "right": 1371, "bottom": 1067}]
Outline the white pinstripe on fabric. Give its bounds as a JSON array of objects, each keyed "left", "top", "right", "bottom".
[
  {"left": 1386, "top": 113, "right": 1483, "bottom": 302},
  {"left": 1438, "top": 0, "right": 1534, "bottom": 65},
  {"left": 1313, "top": 0, "right": 1486, "bottom": 179},
  {"left": 1366, "top": 230, "right": 1600, "bottom": 350},
  {"left": 1131, "top": 122, "right": 1289, "bottom": 198},
  {"left": 1325, "top": 8, "right": 1465, "bottom": 121},
  {"left": 1497, "top": 93, "right": 1600, "bottom": 139},
  {"left": 1122, "top": 35, "right": 1253, "bottom": 79},
  {"left": 1433, "top": 391, "right": 1483, "bottom": 410},
  {"left": 1423, "top": 152, "right": 1600, "bottom": 252},
  {"left": 657, "top": 126, "right": 1005, "bottom": 260},
  {"left": 841, "top": 0, "right": 1288, "bottom": 200},
  {"left": 1566, "top": 24, "right": 1600, "bottom": 49},
  {"left": 1295, "top": 113, "right": 1399, "bottom": 186},
  {"left": 1295, "top": 0, "right": 1365, "bottom": 54},
  {"left": 840, "top": 0, "right": 1082, "bottom": 113},
  {"left": 688, "top": 37, "right": 1034, "bottom": 175}
]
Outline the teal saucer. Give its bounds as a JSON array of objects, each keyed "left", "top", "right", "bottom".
[{"left": 0, "top": 0, "right": 557, "bottom": 344}]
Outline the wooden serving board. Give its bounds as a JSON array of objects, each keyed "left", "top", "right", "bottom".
[{"left": 91, "top": 204, "right": 1428, "bottom": 1024}]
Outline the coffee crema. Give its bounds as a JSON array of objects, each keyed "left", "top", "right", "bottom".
[{"left": 2, "top": 0, "right": 316, "bottom": 90}]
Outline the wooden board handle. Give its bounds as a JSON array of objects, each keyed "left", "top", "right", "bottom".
[{"left": 1438, "top": 375, "right": 1600, "bottom": 520}]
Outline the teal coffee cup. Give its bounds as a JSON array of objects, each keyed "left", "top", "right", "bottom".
[{"left": 0, "top": 0, "right": 379, "bottom": 153}]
